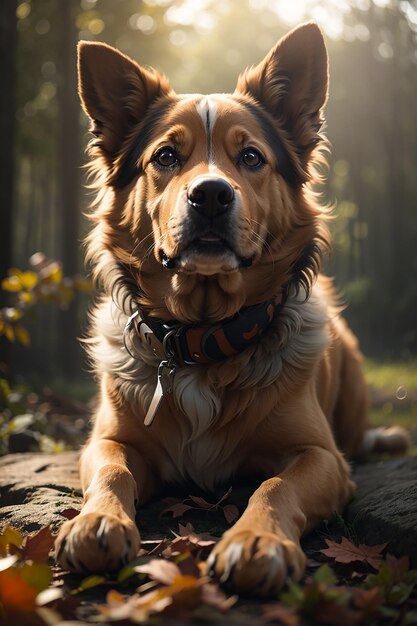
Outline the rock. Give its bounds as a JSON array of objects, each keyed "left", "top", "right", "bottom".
[
  {"left": 0, "top": 451, "right": 82, "bottom": 532},
  {"left": 348, "top": 457, "right": 417, "bottom": 565}
]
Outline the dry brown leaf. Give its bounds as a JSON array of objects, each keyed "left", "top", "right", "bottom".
[
  {"left": 134, "top": 558, "right": 181, "bottom": 585},
  {"left": 59, "top": 507, "right": 80, "bottom": 520},
  {"left": 321, "top": 537, "right": 387, "bottom": 569},
  {"left": 223, "top": 503, "right": 239, "bottom": 524},
  {"left": 161, "top": 500, "right": 194, "bottom": 518},
  {"left": 188, "top": 495, "right": 214, "bottom": 509},
  {"left": 23, "top": 526, "right": 54, "bottom": 563}
]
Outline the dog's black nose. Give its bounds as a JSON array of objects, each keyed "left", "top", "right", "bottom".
[{"left": 187, "top": 177, "right": 235, "bottom": 218}]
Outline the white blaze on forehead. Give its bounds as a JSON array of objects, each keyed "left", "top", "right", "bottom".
[
  {"left": 196, "top": 96, "right": 218, "bottom": 134},
  {"left": 195, "top": 96, "right": 218, "bottom": 163}
]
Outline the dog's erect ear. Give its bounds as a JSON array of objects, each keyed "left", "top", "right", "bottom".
[
  {"left": 77, "top": 42, "right": 172, "bottom": 154},
  {"left": 235, "top": 23, "right": 328, "bottom": 158}
]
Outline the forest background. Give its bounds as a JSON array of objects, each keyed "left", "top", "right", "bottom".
[{"left": 1, "top": 0, "right": 416, "bottom": 395}]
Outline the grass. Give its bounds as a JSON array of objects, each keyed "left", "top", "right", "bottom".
[
  {"left": 363, "top": 359, "right": 417, "bottom": 454},
  {"left": 364, "top": 358, "right": 417, "bottom": 392}
]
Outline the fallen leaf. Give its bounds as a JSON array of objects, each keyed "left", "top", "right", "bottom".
[
  {"left": 321, "top": 537, "right": 387, "bottom": 570},
  {"left": 161, "top": 501, "right": 194, "bottom": 518},
  {"left": 188, "top": 495, "right": 214, "bottom": 510},
  {"left": 175, "top": 551, "right": 201, "bottom": 578},
  {"left": 215, "top": 486, "right": 233, "bottom": 506},
  {"left": 0, "top": 555, "right": 18, "bottom": 571},
  {"left": 134, "top": 558, "right": 181, "bottom": 585},
  {"left": 0, "top": 526, "right": 24, "bottom": 557},
  {"left": 98, "top": 575, "right": 203, "bottom": 622},
  {"left": 59, "top": 507, "right": 80, "bottom": 520},
  {"left": 140, "top": 537, "right": 170, "bottom": 556},
  {"left": 0, "top": 561, "right": 51, "bottom": 612},
  {"left": 71, "top": 574, "right": 107, "bottom": 595},
  {"left": 23, "top": 526, "right": 54, "bottom": 562},
  {"left": 223, "top": 503, "right": 239, "bottom": 524},
  {"left": 178, "top": 522, "right": 195, "bottom": 536}
]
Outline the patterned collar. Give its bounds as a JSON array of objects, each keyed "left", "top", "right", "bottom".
[
  {"left": 123, "top": 287, "right": 288, "bottom": 426},
  {"left": 125, "top": 286, "right": 288, "bottom": 367}
]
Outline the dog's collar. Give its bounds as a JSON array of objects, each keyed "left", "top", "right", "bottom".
[
  {"left": 124, "top": 287, "right": 288, "bottom": 426},
  {"left": 125, "top": 286, "right": 288, "bottom": 368}
]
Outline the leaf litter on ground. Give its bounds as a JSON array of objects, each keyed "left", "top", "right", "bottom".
[
  {"left": 161, "top": 485, "right": 240, "bottom": 524},
  {"left": 2, "top": 518, "right": 417, "bottom": 625}
]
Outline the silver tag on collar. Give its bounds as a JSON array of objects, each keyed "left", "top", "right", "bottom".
[{"left": 144, "top": 359, "right": 176, "bottom": 426}]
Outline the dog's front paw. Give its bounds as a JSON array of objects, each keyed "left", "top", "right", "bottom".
[
  {"left": 55, "top": 512, "right": 140, "bottom": 573},
  {"left": 206, "top": 529, "right": 306, "bottom": 596}
]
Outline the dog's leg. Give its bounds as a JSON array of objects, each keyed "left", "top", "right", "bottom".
[
  {"left": 55, "top": 439, "right": 152, "bottom": 573},
  {"left": 207, "top": 444, "right": 354, "bottom": 595}
]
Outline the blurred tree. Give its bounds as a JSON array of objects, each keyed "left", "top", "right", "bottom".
[
  {"left": 0, "top": 0, "right": 17, "bottom": 379},
  {"left": 7, "top": 0, "right": 417, "bottom": 384},
  {"left": 0, "top": 0, "right": 17, "bottom": 288},
  {"left": 56, "top": 0, "right": 82, "bottom": 376}
]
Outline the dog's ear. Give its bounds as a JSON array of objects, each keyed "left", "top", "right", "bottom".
[
  {"left": 235, "top": 23, "right": 328, "bottom": 160},
  {"left": 78, "top": 42, "right": 172, "bottom": 154}
]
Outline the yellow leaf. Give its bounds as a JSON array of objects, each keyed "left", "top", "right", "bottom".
[
  {"left": 0, "top": 526, "right": 24, "bottom": 557},
  {"left": 71, "top": 574, "right": 106, "bottom": 595},
  {"left": 41, "top": 262, "right": 63, "bottom": 284},
  {"left": 4, "top": 324, "right": 15, "bottom": 342},
  {"left": 1, "top": 276, "right": 21, "bottom": 292},
  {"left": 19, "top": 271, "right": 38, "bottom": 290},
  {"left": 15, "top": 325, "right": 30, "bottom": 347},
  {"left": 0, "top": 319, "right": 4, "bottom": 334},
  {"left": 20, "top": 291, "right": 34, "bottom": 305}
]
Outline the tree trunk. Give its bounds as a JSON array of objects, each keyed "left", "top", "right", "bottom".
[{"left": 0, "top": 0, "right": 17, "bottom": 379}]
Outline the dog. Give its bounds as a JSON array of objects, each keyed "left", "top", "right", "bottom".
[{"left": 55, "top": 22, "right": 409, "bottom": 595}]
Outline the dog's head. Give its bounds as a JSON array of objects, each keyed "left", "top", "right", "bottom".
[{"left": 79, "top": 23, "right": 330, "bottom": 322}]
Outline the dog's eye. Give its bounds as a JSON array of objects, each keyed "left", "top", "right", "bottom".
[
  {"left": 154, "top": 147, "right": 179, "bottom": 168},
  {"left": 239, "top": 148, "right": 264, "bottom": 168}
]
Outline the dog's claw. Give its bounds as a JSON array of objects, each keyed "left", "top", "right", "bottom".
[
  {"left": 97, "top": 518, "right": 109, "bottom": 552},
  {"left": 56, "top": 538, "right": 66, "bottom": 560},
  {"left": 206, "top": 552, "right": 218, "bottom": 577}
]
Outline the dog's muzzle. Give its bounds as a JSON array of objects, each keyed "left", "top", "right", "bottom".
[{"left": 161, "top": 176, "right": 254, "bottom": 271}]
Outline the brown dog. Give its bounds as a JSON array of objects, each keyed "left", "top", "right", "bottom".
[{"left": 55, "top": 23, "right": 409, "bottom": 595}]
